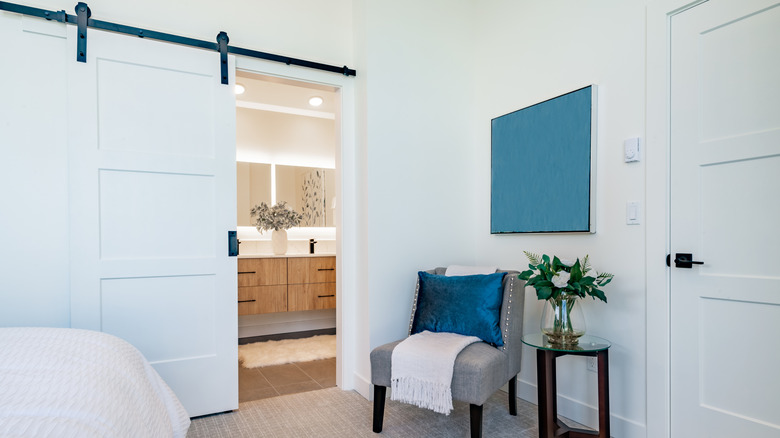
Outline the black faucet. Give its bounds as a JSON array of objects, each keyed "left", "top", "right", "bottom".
[{"left": 309, "top": 239, "right": 317, "bottom": 254}]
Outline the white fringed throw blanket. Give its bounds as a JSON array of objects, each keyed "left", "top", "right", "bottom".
[{"left": 391, "top": 330, "right": 481, "bottom": 415}]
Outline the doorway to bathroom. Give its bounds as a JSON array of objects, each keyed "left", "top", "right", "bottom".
[{"left": 233, "top": 70, "right": 341, "bottom": 402}]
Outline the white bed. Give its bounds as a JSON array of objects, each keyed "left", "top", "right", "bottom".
[{"left": 0, "top": 327, "right": 190, "bottom": 438}]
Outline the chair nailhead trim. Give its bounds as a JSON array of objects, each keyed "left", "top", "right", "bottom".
[
  {"left": 408, "top": 280, "right": 420, "bottom": 334},
  {"left": 502, "top": 277, "right": 514, "bottom": 352}
]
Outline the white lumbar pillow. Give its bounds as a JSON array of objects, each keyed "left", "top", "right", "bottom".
[{"left": 444, "top": 265, "right": 498, "bottom": 276}]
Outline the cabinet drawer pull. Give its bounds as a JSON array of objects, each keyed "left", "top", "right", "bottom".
[
  {"left": 317, "top": 294, "right": 335, "bottom": 298},
  {"left": 238, "top": 299, "right": 257, "bottom": 303},
  {"left": 238, "top": 271, "right": 256, "bottom": 274},
  {"left": 317, "top": 268, "right": 335, "bottom": 271}
]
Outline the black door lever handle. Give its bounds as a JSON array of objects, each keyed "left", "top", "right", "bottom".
[{"left": 668, "top": 253, "right": 704, "bottom": 268}]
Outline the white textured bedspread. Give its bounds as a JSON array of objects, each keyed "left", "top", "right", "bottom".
[{"left": 0, "top": 327, "right": 190, "bottom": 438}]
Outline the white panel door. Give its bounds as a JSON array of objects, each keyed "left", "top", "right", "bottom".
[
  {"left": 0, "top": 13, "right": 69, "bottom": 327},
  {"left": 67, "top": 26, "right": 237, "bottom": 417},
  {"left": 670, "top": 1, "right": 780, "bottom": 436}
]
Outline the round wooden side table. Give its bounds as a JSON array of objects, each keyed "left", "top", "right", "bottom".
[{"left": 522, "top": 333, "right": 611, "bottom": 438}]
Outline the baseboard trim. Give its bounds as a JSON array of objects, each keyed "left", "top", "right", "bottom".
[
  {"left": 518, "top": 379, "right": 646, "bottom": 438},
  {"left": 353, "top": 372, "right": 372, "bottom": 400},
  {"left": 238, "top": 328, "right": 336, "bottom": 344}
]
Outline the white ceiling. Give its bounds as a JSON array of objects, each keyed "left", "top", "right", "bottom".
[{"left": 235, "top": 71, "right": 338, "bottom": 117}]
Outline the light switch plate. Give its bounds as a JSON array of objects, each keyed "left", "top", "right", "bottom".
[
  {"left": 624, "top": 137, "right": 641, "bottom": 162},
  {"left": 626, "top": 201, "right": 640, "bottom": 225}
]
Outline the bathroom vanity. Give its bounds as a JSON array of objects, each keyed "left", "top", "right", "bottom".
[{"left": 237, "top": 255, "right": 336, "bottom": 316}]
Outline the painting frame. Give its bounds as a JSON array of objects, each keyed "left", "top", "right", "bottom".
[{"left": 490, "top": 85, "right": 597, "bottom": 234}]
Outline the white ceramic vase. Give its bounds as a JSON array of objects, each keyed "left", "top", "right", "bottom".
[{"left": 271, "top": 229, "right": 288, "bottom": 255}]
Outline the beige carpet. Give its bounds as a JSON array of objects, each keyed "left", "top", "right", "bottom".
[
  {"left": 187, "top": 387, "right": 541, "bottom": 438},
  {"left": 239, "top": 335, "right": 336, "bottom": 368}
]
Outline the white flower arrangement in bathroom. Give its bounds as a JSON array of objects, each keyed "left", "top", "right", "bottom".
[{"left": 250, "top": 201, "right": 302, "bottom": 255}]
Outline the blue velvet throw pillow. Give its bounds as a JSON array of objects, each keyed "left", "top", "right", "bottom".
[{"left": 411, "top": 271, "right": 506, "bottom": 346}]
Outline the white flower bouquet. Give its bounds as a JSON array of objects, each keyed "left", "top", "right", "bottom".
[{"left": 518, "top": 251, "right": 613, "bottom": 302}]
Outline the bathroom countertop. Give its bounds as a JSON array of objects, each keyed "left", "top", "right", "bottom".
[{"left": 237, "top": 253, "right": 336, "bottom": 259}]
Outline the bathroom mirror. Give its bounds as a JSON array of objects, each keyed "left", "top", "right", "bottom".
[{"left": 237, "top": 161, "right": 335, "bottom": 228}]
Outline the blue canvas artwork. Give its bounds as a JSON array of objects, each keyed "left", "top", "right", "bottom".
[{"left": 491, "top": 85, "right": 596, "bottom": 233}]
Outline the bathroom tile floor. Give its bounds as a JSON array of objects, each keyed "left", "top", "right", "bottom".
[{"left": 239, "top": 358, "right": 337, "bottom": 403}]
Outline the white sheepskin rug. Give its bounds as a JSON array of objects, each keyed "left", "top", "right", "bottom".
[{"left": 239, "top": 335, "right": 336, "bottom": 368}]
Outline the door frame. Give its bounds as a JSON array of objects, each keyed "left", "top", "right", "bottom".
[
  {"left": 233, "top": 56, "right": 358, "bottom": 391},
  {"left": 646, "top": 1, "right": 709, "bottom": 437}
]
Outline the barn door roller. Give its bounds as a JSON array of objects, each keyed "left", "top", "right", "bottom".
[
  {"left": 75, "top": 2, "right": 90, "bottom": 62},
  {"left": 216, "top": 31, "right": 229, "bottom": 85}
]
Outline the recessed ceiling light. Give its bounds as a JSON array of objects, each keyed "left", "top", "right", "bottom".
[
  {"left": 234, "top": 84, "right": 245, "bottom": 95},
  {"left": 308, "top": 96, "right": 323, "bottom": 107}
]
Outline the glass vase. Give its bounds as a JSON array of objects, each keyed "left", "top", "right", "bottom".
[{"left": 541, "top": 293, "right": 586, "bottom": 345}]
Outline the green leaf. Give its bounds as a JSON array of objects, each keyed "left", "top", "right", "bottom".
[
  {"left": 597, "top": 272, "right": 614, "bottom": 286},
  {"left": 542, "top": 254, "right": 550, "bottom": 265},
  {"left": 570, "top": 262, "right": 583, "bottom": 282},
  {"left": 582, "top": 255, "right": 591, "bottom": 274},
  {"left": 537, "top": 287, "right": 553, "bottom": 300},
  {"left": 591, "top": 288, "right": 607, "bottom": 303},
  {"left": 518, "top": 270, "right": 534, "bottom": 280},
  {"left": 524, "top": 251, "right": 543, "bottom": 266}
]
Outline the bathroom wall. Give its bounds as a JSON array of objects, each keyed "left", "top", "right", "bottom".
[{"left": 236, "top": 108, "right": 336, "bottom": 168}]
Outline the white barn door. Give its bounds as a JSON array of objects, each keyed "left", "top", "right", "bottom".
[
  {"left": 670, "top": 1, "right": 780, "bottom": 436},
  {"left": 67, "top": 26, "right": 238, "bottom": 417}
]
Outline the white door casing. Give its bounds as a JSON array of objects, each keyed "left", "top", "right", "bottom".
[
  {"left": 670, "top": 1, "right": 780, "bottom": 436},
  {"left": 68, "top": 27, "right": 238, "bottom": 417}
]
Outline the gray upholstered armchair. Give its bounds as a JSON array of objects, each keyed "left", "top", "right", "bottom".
[{"left": 370, "top": 268, "right": 524, "bottom": 438}]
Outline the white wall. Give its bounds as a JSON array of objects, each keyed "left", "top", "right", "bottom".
[
  {"left": 471, "top": 1, "right": 647, "bottom": 436},
  {"left": 354, "top": 0, "right": 480, "bottom": 391}
]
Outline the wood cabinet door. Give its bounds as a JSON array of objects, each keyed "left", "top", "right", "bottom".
[
  {"left": 288, "top": 283, "right": 336, "bottom": 312},
  {"left": 238, "top": 258, "right": 287, "bottom": 287},
  {"left": 288, "top": 257, "right": 336, "bottom": 284},
  {"left": 237, "top": 285, "right": 288, "bottom": 315}
]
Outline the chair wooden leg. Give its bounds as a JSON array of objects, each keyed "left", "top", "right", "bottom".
[
  {"left": 470, "top": 404, "right": 483, "bottom": 438},
  {"left": 508, "top": 375, "right": 517, "bottom": 416},
  {"left": 372, "top": 385, "right": 387, "bottom": 433}
]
